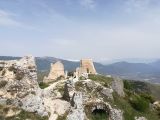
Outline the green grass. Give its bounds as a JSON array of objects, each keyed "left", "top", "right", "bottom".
[
  {"left": 39, "top": 82, "right": 49, "bottom": 89},
  {"left": 88, "top": 74, "right": 113, "bottom": 87},
  {"left": 75, "top": 81, "right": 84, "bottom": 91},
  {"left": 57, "top": 111, "right": 68, "bottom": 120},
  {"left": 111, "top": 90, "right": 160, "bottom": 120},
  {"left": 6, "top": 110, "right": 48, "bottom": 120},
  {"left": 129, "top": 94, "right": 149, "bottom": 112},
  {"left": 147, "top": 83, "right": 160, "bottom": 100},
  {"left": 0, "top": 105, "right": 48, "bottom": 120}
]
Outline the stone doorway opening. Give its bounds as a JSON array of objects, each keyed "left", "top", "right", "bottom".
[
  {"left": 91, "top": 108, "right": 109, "bottom": 120},
  {"left": 85, "top": 102, "right": 110, "bottom": 120}
]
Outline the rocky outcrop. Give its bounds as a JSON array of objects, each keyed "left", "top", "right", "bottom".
[
  {"left": 112, "top": 77, "right": 125, "bottom": 97},
  {"left": 110, "top": 108, "right": 123, "bottom": 120},
  {"left": 101, "top": 87, "right": 113, "bottom": 99},
  {"left": 67, "top": 92, "right": 87, "bottom": 120},
  {"left": 0, "top": 56, "right": 150, "bottom": 120},
  {"left": 135, "top": 117, "right": 147, "bottom": 120},
  {"left": 0, "top": 56, "right": 48, "bottom": 116},
  {"left": 43, "top": 61, "right": 65, "bottom": 83},
  {"left": 153, "top": 101, "right": 160, "bottom": 109}
]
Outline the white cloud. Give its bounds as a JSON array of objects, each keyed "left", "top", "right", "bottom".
[
  {"left": 0, "top": 9, "right": 40, "bottom": 31},
  {"left": 0, "top": 9, "right": 21, "bottom": 26},
  {"left": 79, "top": 0, "right": 96, "bottom": 10},
  {"left": 124, "top": 0, "right": 151, "bottom": 13}
]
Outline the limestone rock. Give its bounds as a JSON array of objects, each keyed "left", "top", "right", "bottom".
[
  {"left": 0, "top": 56, "right": 48, "bottom": 117},
  {"left": 0, "top": 55, "right": 38, "bottom": 99},
  {"left": 20, "top": 92, "right": 48, "bottom": 116},
  {"left": 135, "top": 116, "right": 147, "bottom": 120},
  {"left": 67, "top": 92, "right": 86, "bottom": 120},
  {"left": 44, "top": 61, "right": 65, "bottom": 83},
  {"left": 110, "top": 108, "right": 123, "bottom": 120},
  {"left": 153, "top": 101, "right": 160, "bottom": 110},
  {"left": 101, "top": 87, "right": 113, "bottom": 99},
  {"left": 44, "top": 98, "right": 70, "bottom": 120},
  {"left": 112, "top": 77, "right": 125, "bottom": 97}
]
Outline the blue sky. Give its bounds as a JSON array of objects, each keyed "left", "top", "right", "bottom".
[{"left": 0, "top": 0, "right": 160, "bottom": 61}]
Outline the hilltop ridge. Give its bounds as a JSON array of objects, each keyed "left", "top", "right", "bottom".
[{"left": 0, "top": 56, "right": 160, "bottom": 120}]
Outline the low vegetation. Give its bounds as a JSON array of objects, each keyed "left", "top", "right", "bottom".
[
  {"left": 57, "top": 112, "right": 68, "bottom": 120},
  {"left": 56, "top": 75, "right": 65, "bottom": 80},
  {"left": 129, "top": 94, "right": 149, "bottom": 112},
  {"left": 112, "top": 91, "right": 159, "bottom": 120},
  {"left": 87, "top": 110, "right": 108, "bottom": 120},
  {"left": 79, "top": 76, "right": 86, "bottom": 80},
  {"left": 15, "top": 71, "right": 25, "bottom": 80},
  {"left": 0, "top": 105, "right": 48, "bottom": 120},
  {"left": 75, "top": 81, "right": 84, "bottom": 91},
  {"left": 39, "top": 82, "right": 49, "bottom": 89},
  {"left": 2, "top": 70, "right": 6, "bottom": 76},
  {"left": 88, "top": 74, "right": 113, "bottom": 87},
  {"left": 0, "top": 67, "right": 3, "bottom": 71},
  {"left": 0, "top": 80, "right": 7, "bottom": 88},
  {"left": 109, "top": 79, "right": 160, "bottom": 120}
]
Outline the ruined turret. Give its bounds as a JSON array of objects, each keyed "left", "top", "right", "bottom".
[
  {"left": 43, "top": 61, "right": 65, "bottom": 83},
  {"left": 76, "top": 59, "right": 97, "bottom": 78}
]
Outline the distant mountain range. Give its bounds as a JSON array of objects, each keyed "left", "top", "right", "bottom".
[{"left": 0, "top": 56, "right": 160, "bottom": 83}]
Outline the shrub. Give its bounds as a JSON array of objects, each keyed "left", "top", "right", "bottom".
[
  {"left": 0, "top": 80, "right": 7, "bottom": 88},
  {"left": 0, "top": 67, "right": 3, "bottom": 71},
  {"left": 62, "top": 83, "right": 70, "bottom": 102},
  {"left": 2, "top": 70, "right": 6, "bottom": 76},
  {"left": 123, "top": 80, "right": 133, "bottom": 90},
  {"left": 88, "top": 74, "right": 113, "bottom": 87},
  {"left": 68, "top": 71, "right": 74, "bottom": 77},
  {"left": 140, "top": 93, "right": 155, "bottom": 103},
  {"left": 79, "top": 76, "right": 86, "bottom": 80},
  {"left": 57, "top": 75, "right": 65, "bottom": 80},
  {"left": 57, "top": 111, "right": 68, "bottom": 120},
  {"left": 75, "top": 81, "right": 84, "bottom": 91},
  {"left": 129, "top": 95, "right": 149, "bottom": 112},
  {"left": 28, "top": 66, "right": 35, "bottom": 69},
  {"left": 3, "top": 107, "right": 9, "bottom": 114},
  {"left": 8, "top": 66, "right": 16, "bottom": 72},
  {"left": 39, "top": 82, "right": 49, "bottom": 89},
  {"left": 15, "top": 72, "right": 25, "bottom": 80},
  {"left": 7, "top": 109, "right": 48, "bottom": 120}
]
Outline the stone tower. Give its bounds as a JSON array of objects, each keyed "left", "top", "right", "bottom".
[
  {"left": 44, "top": 61, "right": 65, "bottom": 83},
  {"left": 76, "top": 59, "right": 97, "bottom": 77},
  {"left": 80, "top": 59, "right": 96, "bottom": 74}
]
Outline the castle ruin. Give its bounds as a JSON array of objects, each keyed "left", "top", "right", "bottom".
[
  {"left": 43, "top": 61, "right": 65, "bottom": 83},
  {"left": 76, "top": 59, "right": 97, "bottom": 77}
]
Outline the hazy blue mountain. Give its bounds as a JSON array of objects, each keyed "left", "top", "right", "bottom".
[
  {"left": 150, "top": 60, "right": 160, "bottom": 70},
  {"left": 99, "top": 58, "right": 159, "bottom": 65}
]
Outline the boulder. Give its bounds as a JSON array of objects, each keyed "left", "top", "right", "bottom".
[{"left": 112, "top": 77, "right": 125, "bottom": 97}]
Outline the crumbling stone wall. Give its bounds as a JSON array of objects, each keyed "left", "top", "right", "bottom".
[
  {"left": 0, "top": 56, "right": 48, "bottom": 116},
  {"left": 43, "top": 61, "right": 65, "bottom": 83},
  {"left": 76, "top": 59, "right": 97, "bottom": 78}
]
